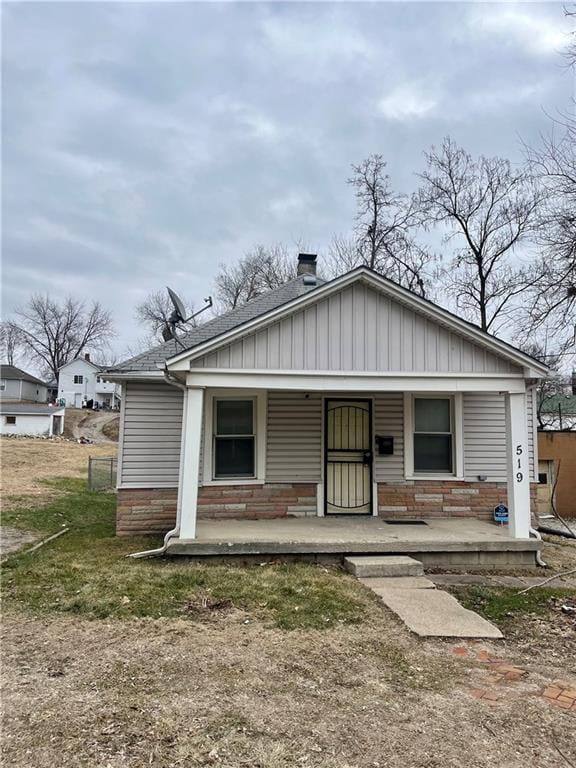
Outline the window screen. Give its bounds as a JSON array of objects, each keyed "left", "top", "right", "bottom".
[
  {"left": 214, "top": 400, "right": 255, "bottom": 478},
  {"left": 413, "top": 398, "right": 453, "bottom": 473}
]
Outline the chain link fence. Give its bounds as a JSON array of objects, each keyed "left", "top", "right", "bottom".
[{"left": 88, "top": 456, "right": 117, "bottom": 491}]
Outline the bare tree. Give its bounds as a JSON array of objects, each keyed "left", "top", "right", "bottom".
[
  {"left": 214, "top": 244, "right": 296, "bottom": 311},
  {"left": 135, "top": 290, "right": 198, "bottom": 343},
  {"left": 418, "top": 138, "right": 544, "bottom": 333},
  {"left": 11, "top": 295, "right": 114, "bottom": 385},
  {"left": 0, "top": 321, "right": 22, "bottom": 366},
  {"left": 524, "top": 114, "right": 576, "bottom": 351},
  {"left": 344, "top": 154, "right": 432, "bottom": 296},
  {"left": 564, "top": 5, "right": 576, "bottom": 67},
  {"left": 520, "top": 342, "right": 569, "bottom": 428}
]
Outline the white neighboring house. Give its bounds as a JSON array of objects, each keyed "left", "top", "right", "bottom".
[
  {"left": 58, "top": 354, "right": 120, "bottom": 409},
  {"left": 0, "top": 365, "right": 49, "bottom": 402},
  {"left": 1, "top": 403, "right": 65, "bottom": 437}
]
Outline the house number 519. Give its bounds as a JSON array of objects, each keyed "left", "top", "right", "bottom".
[{"left": 515, "top": 444, "right": 524, "bottom": 483}]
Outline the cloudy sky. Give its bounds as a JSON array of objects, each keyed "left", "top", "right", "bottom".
[{"left": 2, "top": 1, "right": 573, "bottom": 355}]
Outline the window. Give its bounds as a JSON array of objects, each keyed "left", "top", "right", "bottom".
[
  {"left": 5, "top": 416, "right": 16, "bottom": 425},
  {"left": 213, "top": 399, "right": 255, "bottom": 479},
  {"left": 73, "top": 375, "right": 84, "bottom": 384},
  {"left": 413, "top": 397, "right": 453, "bottom": 474},
  {"left": 0, "top": 380, "right": 5, "bottom": 391},
  {"left": 538, "top": 473, "right": 548, "bottom": 485}
]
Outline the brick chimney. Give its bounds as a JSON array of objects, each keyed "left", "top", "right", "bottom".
[
  {"left": 84, "top": 353, "right": 90, "bottom": 362},
  {"left": 297, "top": 253, "right": 317, "bottom": 276}
]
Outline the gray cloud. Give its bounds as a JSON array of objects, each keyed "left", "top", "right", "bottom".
[{"left": 2, "top": 1, "right": 572, "bottom": 353}]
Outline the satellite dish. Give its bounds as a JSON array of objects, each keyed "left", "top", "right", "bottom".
[
  {"left": 162, "top": 287, "right": 213, "bottom": 345},
  {"left": 167, "top": 287, "right": 187, "bottom": 324}
]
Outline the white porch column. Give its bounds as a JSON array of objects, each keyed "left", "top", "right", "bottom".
[
  {"left": 178, "top": 387, "right": 204, "bottom": 540},
  {"left": 505, "top": 391, "right": 531, "bottom": 539}
]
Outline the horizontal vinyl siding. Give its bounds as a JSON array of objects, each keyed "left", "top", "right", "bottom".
[
  {"left": 463, "top": 393, "right": 507, "bottom": 481},
  {"left": 266, "top": 391, "right": 322, "bottom": 482},
  {"left": 120, "top": 382, "right": 183, "bottom": 487},
  {"left": 463, "top": 392, "right": 536, "bottom": 482},
  {"left": 527, "top": 387, "right": 536, "bottom": 481},
  {"left": 191, "top": 283, "right": 520, "bottom": 374},
  {"left": 373, "top": 393, "right": 405, "bottom": 482}
]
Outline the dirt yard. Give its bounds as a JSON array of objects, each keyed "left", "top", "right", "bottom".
[
  {"left": 1, "top": 438, "right": 575, "bottom": 767},
  {"left": 2, "top": 604, "right": 575, "bottom": 768},
  {"left": 1, "top": 436, "right": 116, "bottom": 511},
  {"left": 62, "top": 407, "right": 120, "bottom": 443}
]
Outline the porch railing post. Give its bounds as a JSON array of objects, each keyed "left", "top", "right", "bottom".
[
  {"left": 178, "top": 387, "right": 204, "bottom": 540},
  {"left": 505, "top": 391, "right": 531, "bottom": 539}
]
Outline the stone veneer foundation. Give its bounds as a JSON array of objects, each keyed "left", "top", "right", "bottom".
[{"left": 116, "top": 482, "right": 538, "bottom": 535}]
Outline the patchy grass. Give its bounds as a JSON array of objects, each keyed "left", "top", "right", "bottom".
[
  {"left": 2, "top": 480, "right": 370, "bottom": 630},
  {"left": 451, "top": 585, "right": 575, "bottom": 624},
  {"left": 1, "top": 436, "right": 116, "bottom": 510}
]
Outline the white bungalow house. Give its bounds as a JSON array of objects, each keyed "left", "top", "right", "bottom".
[
  {"left": 58, "top": 354, "right": 119, "bottom": 409},
  {"left": 106, "top": 256, "right": 548, "bottom": 566}
]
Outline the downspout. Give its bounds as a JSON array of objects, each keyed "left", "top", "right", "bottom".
[
  {"left": 127, "top": 367, "right": 187, "bottom": 559},
  {"left": 529, "top": 527, "right": 547, "bottom": 567}
]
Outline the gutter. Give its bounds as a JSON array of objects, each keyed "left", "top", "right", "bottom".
[{"left": 127, "top": 367, "right": 187, "bottom": 559}]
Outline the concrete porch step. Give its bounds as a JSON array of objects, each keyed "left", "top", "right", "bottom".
[{"left": 344, "top": 555, "right": 424, "bottom": 578}]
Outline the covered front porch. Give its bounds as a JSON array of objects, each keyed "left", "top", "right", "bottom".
[
  {"left": 166, "top": 368, "right": 536, "bottom": 555},
  {"left": 165, "top": 515, "right": 541, "bottom": 567}
]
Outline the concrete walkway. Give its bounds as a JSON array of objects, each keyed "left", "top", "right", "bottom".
[{"left": 363, "top": 578, "right": 503, "bottom": 638}]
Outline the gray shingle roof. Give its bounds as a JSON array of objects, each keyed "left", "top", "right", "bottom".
[
  {"left": 0, "top": 403, "right": 64, "bottom": 415},
  {"left": 0, "top": 365, "right": 48, "bottom": 386},
  {"left": 110, "top": 275, "right": 325, "bottom": 373}
]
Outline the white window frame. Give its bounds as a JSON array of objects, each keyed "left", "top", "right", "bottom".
[
  {"left": 202, "top": 389, "right": 267, "bottom": 486},
  {"left": 73, "top": 375, "right": 84, "bottom": 385},
  {"left": 403, "top": 393, "right": 463, "bottom": 480},
  {"left": 5, "top": 415, "right": 16, "bottom": 425},
  {"left": 0, "top": 380, "right": 6, "bottom": 391}
]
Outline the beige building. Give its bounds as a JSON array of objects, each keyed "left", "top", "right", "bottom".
[
  {"left": 105, "top": 256, "right": 549, "bottom": 567},
  {"left": 537, "top": 432, "right": 576, "bottom": 518}
]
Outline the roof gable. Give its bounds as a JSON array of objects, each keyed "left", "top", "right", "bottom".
[
  {"left": 110, "top": 274, "right": 325, "bottom": 373},
  {"left": 169, "top": 268, "right": 547, "bottom": 376},
  {"left": 188, "top": 279, "right": 522, "bottom": 375},
  {"left": 59, "top": 357, "right": 101, "bottom": 372},
  {"left": 0, "top": 365, "right": 47, "bottom": 386}
]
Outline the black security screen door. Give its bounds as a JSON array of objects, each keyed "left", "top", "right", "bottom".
[{"left": 325, "top": 400, "right": 372, "bottom": 515}]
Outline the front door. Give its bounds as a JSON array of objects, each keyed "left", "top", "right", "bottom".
[{"left": 325, "top": 400, "right": 372, "bottom": 515}]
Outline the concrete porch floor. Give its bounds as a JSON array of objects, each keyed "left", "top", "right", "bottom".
[{"left": 165, "top": 517, "right": 541, "bottom": 567}]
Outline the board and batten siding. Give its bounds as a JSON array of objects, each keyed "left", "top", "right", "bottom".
[
  {"left": 191, "top": 283, "right": 520, "bottom": 374},
  {"left": 119, "top": 381, "right": 184, "bottom": 488}
]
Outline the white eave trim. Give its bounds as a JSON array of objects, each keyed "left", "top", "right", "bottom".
[
  {"left": 165, "top": 268, "right": 549, "bottom": 377},
  {"left": 185, "top": 370, "right": 527, "bottom": 393}
]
